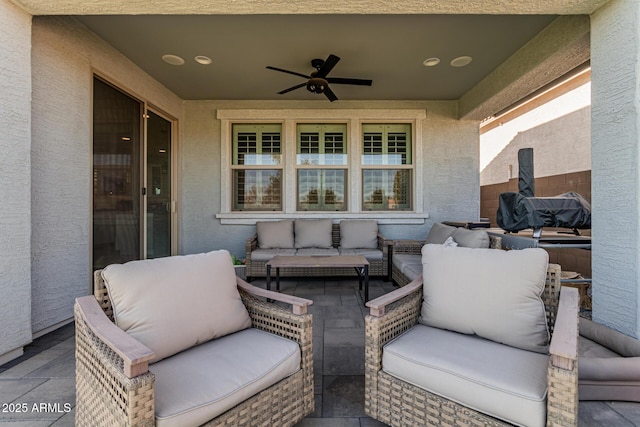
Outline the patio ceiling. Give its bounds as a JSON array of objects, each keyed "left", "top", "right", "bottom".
[{"left": 72, "top": 14, "right": 560, "bottom": 101}]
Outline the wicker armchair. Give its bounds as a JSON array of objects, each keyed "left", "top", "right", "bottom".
[
  {"left": 365, "top": 261, "right": 579, "bottom": 427},
  {"left": 75, "top": 271, "right": 314, "bottom": 427}
]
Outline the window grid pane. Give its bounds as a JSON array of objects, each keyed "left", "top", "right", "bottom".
[
  {"left": 237, "top": 133, "right": 257, "bottom": 165},
  {"left": 388, "top": 132, "right": 408, "bottom": 164},
  {"left": 261, "top": 132, "right": 281, "bottom": 154},
  {"left": 233, "top": 170, "right": 282, "bottom": 211},
  {"left": 300, "top": 133, "right": 320, "bottom": 153},
  {"left": 297, "top": 169, "right": 346, "bottom": 211},
  {"left": 362, "top": 169, "right": 411, "bottom": 211}
]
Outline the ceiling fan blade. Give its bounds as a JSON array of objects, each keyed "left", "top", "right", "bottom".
[
  {"left": 316, "top": 54, "right": 340, "bottom": 78},
  {"left": 323, "top": 85, "right": 338, "bottom": 102},
  {"left": 266, "top": 66, "right": 309, "bottom": 79},
  {"left": 278, "top": 83, "right": 307, "bottom": 95},
  {"left": 327, "top": 77, "right": 373, "bottom": 86}
]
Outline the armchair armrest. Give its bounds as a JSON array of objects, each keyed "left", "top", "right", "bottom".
[
  {"left": 549, "top": 286, "right": 580, "bottom": 370},
  {"left": 237, "top": 277, "right": 312, "bottom": 315},
  {"left": 366, "top": 275, "right": 423, "bottom": 317},
  {"left": 75, "top": 295, "right": 154, "bottom": 378}
]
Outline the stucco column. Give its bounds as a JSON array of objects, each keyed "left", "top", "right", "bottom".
[
  {"left": 0, "top": 0, "right": 32, "bottom": 363},
  {"left": 591, "top": 0, "right": 640, "bottom": 337}
]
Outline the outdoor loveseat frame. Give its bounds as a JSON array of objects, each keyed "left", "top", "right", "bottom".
[{"left": 75, "top": 271, "right": 314, "bottom": 426}]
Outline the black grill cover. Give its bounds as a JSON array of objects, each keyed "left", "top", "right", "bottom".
[{"left": 496, "top": 191, "right": 591, "bottom": 232}]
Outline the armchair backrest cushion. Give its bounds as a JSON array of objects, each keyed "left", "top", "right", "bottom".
[
  {"left": 339, "top": 220, "right": 378, "bottom": 249},
  {"left": 102, "top": 250, "right": 251, "bottom": 363},
  {"left": 420, "top": 245, "right": 550, "bottom": 354},
  {"left": 295, "top": 219, "right": 333, "bottom": 248},
  {"left": 580, "top": 318, "right": 640, "bottom": 357},
  {"left": 451, "top": 227, "right": 490, "bottom": 248},
  {"left": 257, "top": 220, "right": 294, "bottom": 249}
]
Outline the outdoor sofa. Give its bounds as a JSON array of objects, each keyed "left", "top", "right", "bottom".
[
  {"left": 245, "top": 219, "right": 391, "bottom": 280},
  {"left": 365, "top": 244, "right": 580, "bottom": 426},
  {"left": 391, "top": 222, "right": 502, "bottom": 286},
  {"left": 75, "top": 250, "right": 314, "bottom": 427}
]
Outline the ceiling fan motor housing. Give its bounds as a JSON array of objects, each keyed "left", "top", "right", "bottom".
[{"left": 307, "top": 77, "right": 327, "bottom": 94}]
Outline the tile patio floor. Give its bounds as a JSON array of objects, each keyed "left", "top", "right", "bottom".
[{"left": 1, "top": 277, "right": 640, "bottom": 426}]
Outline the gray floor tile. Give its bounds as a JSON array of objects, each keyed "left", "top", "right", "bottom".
[
  {"left": 324, "top": 328, "right": 365, "bottom": 347},
  {"left": 322, "top": 375, "right": 366, "bottom": 418},
  {"left": 309, "top": 294, "right": 342, "bottom": 306},
  {"left": 0, "top": 378, "right": 47, "bottom": 403},
  {"left": 323, "top": 346, "right": 365, "bottom": 375},
  {"left": 325, "top": 318, "right": 364, "bottom": 329},
  {"left": 295, "top": 418, "right": 360, "bottom": 427},
  {"left": 25, "top": 350, "right": 75, "bottom": 379},
  {"left": 579, "top": 401, "right": 636, "bottom": 426},
  {"left": 359, "top": 417, "right": 390, "bottom": 427},
  {"left": 0, "top": 378, "right": 74, "bottom": 422},
  {"left": 49, "top": 409, "right": 75, "bottom": 427}
]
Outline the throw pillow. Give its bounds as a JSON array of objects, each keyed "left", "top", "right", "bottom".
[
  {"left": 442, "top": 236, "right": 458, "bottom": 247},
  {"left": 295, "top": 219, "right": 333, "bottom": 248},
  {"left": 102, "top": 250, "right": 252, "bottom": 363},
  {"left": 424, "top": 222, "right": 456, "bottom": 244},
  {"left": 419, "top": 244, "right": 550, "bottom": 354},
  {"left": 339, "top": 220, "right": 378, "bottom": 249},
  {"left": 256, "top": 220, "right": 294, "bottom": 249}
]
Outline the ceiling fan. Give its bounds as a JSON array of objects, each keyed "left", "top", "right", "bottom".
[{"left": 266, "top": 54, "right": 372, "bottom": 102}]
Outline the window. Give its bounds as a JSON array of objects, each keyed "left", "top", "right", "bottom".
[
  {"left": 232, "top": 124, "right": 282, "bottom": 210},
  {"left": 362, "top": 124, "right": 412, "bottom": 210},
  {"left": 296, "top": 124, "right": 347, "bottom": 211}
]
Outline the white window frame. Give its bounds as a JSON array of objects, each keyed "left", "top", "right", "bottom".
[{"left": 217, "top": 109, "right": 428, "bottom": 224}]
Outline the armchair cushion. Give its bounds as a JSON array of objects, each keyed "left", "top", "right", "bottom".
[
  {"left": 338, "top": 248, "right": 384, "bottom": 261},
  {"left": 257, "top": 220, "right": 294, "bottom": 249},
  {"left": 151, "top": 328, "right": 301, "bottom": 427},
  {"left": 295, "top": 219, "right": 333, "bottom": 248},
  {"left": 424, "top": 222, "right": 456, "bottom": 244},
  {"left": 451, "top": 227, "right": 490, "bottom": 248},
  {"left": 102, "top": 250, "right": 251, "bottom": 363},
  {"left": 420, "top": 245, "right": 550, "bottom": 354},
  {"left": 339, "top": 220, "right": 378, "bottom": 249},
  {"left": 383, "top": 324, "right": 548, "bottom": 427}
]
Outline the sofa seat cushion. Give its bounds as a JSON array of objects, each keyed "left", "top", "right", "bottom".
[
  {"left": 340, "top": 220, "right": 378, "bottom": 249},
  {"left": 250, "top": 248, "right": 297, "bottom": 262},
  {"left": 295, "top": 219, "right": 333, "bottom": 248},
  {"left": 420, "top": 245, "right": 550, "bottom": 354},
  {"left": 383, "top": 325, "right": 548, "bottom": 427},
  {"left": 152, "top": 328, "right": 301, "bottom": 427},
  {"left": 102, "top": 250, "right": 251, "bottom": 363},
  {"left": 295, "top": 247, "right": 339, "bottom": 256},
  {"left": 392, "top": 254, "right": 422, "bottom": 281},
  {"left": 339, "top": 248, "right": 383, "bottom": 261}
]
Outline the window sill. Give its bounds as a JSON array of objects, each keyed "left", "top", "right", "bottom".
[{"left": 216, "top": 212, "right": 429, "bottom": 225}]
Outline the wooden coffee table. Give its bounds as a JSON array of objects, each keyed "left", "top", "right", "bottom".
[{"left": 266, "top": 255, "right": 371, "bottom": 302}]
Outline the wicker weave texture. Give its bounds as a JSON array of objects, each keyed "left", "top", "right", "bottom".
[
  {"left": 79, "top": 271, "right": 314, "bottom": 427},
  {"left": 365, "top": 264, "right": 578, "bottom": 427},
  {"left": 246, "top": 224, "right": 390, "bottom": 278}
]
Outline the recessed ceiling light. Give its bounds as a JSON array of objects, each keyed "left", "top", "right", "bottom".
[
  {"left": 450, "top": 56, "right": 473, "bottom": 67},
  {"left": 162, "top": 54, "right": 185, "bottom": 66},
  {"left": 194, "top": 56, "right": 212, "bottom": 65},
  {"left": 423, "top": 57, "right": 440, "bottom": 67}
]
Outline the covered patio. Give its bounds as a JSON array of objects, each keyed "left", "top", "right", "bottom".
[{"left": 3, "top": 0, "right": 640, "bottom": 425}]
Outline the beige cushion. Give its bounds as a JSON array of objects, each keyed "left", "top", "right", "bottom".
[
  {"left": 580, "top": 318, "right": 640, "bottom": 357},
  {"left": 250, "top": 248, "right": 297, "bottom": 262},
  {"left": 338, "top": 248, "right": 383, "bottom": 261},
  {"left": 102, "top": 250, "right": 251, "bottom": 363},
  {"left": 152, "top": 328, "right": 301, "bottom": 427},
  {"left": 420, "top": 244, "right": 550, "bottom": 354},
  {"left": 295, "top": 247, "right": 339, "bottom": 256},
  {"left": 451, "top": 227, "right": 490, "bottom": 248},
  {"left": 295, "top": 219, "right": 333, "bottom": 248},
  {"left": 339, "top": 220, "right": 378, "bottom": 249},
  {"left": 424, "top": 222, "right": 456, "bottom": 244},
  {"left": 383, "top": 325, "right": 548, "bottom": 427},
  {"left": 257, "top": 220, "right": 294, "bottom": 249}
]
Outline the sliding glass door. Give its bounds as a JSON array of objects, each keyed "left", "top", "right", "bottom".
[{"left": 92, "top": 77, "right": 174, "bottom": 271}]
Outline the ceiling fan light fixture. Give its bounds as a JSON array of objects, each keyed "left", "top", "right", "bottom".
[
  {"left": 162, "top": 54, "right": 185, "bottom": 66},
  {"left": 194, "top": 55, "right": 212, "bottom": 65},
  {"left": 423, "top": 57, "right": 441, "bottom": 67},
  {"left": 450, "top": 56, "right": 473, "bottom": 67}
]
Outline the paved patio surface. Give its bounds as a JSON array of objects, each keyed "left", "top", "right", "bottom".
[{"left": 1, "top": 277, "right": 639, "bottom": 426}]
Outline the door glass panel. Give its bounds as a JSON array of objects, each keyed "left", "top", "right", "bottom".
[
  {"left": 93, "top": 78, "right": 141, "bottom": 270},
  {"left": 146, "top": 111, "right": 171, "bottom": 258}
]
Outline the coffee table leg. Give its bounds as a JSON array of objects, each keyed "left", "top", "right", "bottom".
[
  {"left": 266, "top": 264, "right": 271, "bottom": 291},
  {"left": 364, "top": 265, "right": 370, "bottom": 302},
  {"left": 276, "top": 267, "right": 281, "bottom": 291}
]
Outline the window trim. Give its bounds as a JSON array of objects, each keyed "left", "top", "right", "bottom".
[{"left": 217, "top": 109, "right": 428, "bottom": 224}]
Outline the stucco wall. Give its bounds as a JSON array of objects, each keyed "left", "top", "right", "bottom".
[
  {"left": 30, "top": 16, "right": 183, "bottom": 334},
  {"left": 0, "top": 0, "right": 32, "bottom": 362},
  {"left": 591, "top": 0, "right": 640, "bottom": 337},
  {"left": 180, "top": 100, "right": 480, "bottom": 260}
]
